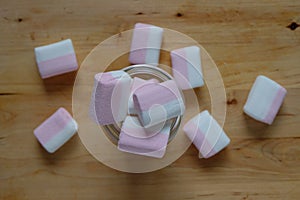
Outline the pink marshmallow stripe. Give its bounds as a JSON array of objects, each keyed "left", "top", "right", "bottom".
[
  {"left": 263, "top": 87, "right": 287, "bottom": 124},
  {"left": 171, "top": 49, "right": 193, "bottom": 90},
  {"left": 118, "top": 118, "right": 171, "bottom": 158},
  {"left": 37, "top": 53, "right": 78, "bottom": 79},
  {"left": 133, "top": 80, "right": 182, "bottom": 111},
  {"left": 91, "top": 71, "right": 132, "bottom": 125},
  {"left": 171, "top": 48, "right": 189, "bottom": 81},
  {"left": 128, "top": 78, "right": 159, "bottom": 114},
  {"left": 34, "top": 108, "right": 74, "bottom": 146},
  {"left": 93, "top": 76, "right": 118, "bottom": 125},
  {"left": 90, "top": 72, "right": 118, "bottom": 124}
]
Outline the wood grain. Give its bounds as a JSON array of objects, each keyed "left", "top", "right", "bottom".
[{"left": 0, "top": 0, "right": 300, "bottom": 199}]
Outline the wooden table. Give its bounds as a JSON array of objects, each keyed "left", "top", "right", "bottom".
[{"left": 1, "top": 0, "right": 299, "bottom": 199}]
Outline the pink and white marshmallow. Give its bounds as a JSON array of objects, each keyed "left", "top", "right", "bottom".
[
  {"left": 184, "top": 110, "right": 230, "bottom": 159},
  {"left": 128, "top": 77, "right": 159, "bottom": 115},
  {"left": 118, "top": 116, "right": 171, "bottom": 158},
  {"left": 171, "top": 46, "right": 204, "bottom": 90},
  {"left": 133, "top": 80, "right": 185, "bottom": 128},
  {"left": 34, "top": 39, "right": 78, "bottom": 79},
  {"left": 90, "top": 70, "right": 132, "bottom": 125},
  {"left": 129, "top": 23, "right": 163, "bottom": 65},
  {"left": 34, "top": 108, "right": 78, "bottom": 153},
  {"left": 243, "top": 75, "right": 287, "bottom": 125}
]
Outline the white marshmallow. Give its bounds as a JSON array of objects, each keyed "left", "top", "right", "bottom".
[
  {"left": 183, "top": 110, "right": 230, "bottom": 159},
  {"left": 34, "top": 39, "right": 78, "bottom": 79},
  {"left": 171, "top": 46, "right": 204, "bottom": 90},
  {"left": 243, "top": 75, "right": 287, "bottom": 125},
  {"left": 129, "top": 23, "right": 163, "bottom": 65}
]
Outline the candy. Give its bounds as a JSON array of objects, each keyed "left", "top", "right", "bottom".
[
  {"left": 243, "top": 75, "right": 287, "bottom": 125},
  {"left": 90, "top": 70, "right": 132, "bottom": 125},
  {"left": 128, "top": 77, "right": 159, "bottom": 115},
  {"left": 133, "top": 80, "right": 185, "bottom": 128},
  {"left": 34, "top": 39, "right": 78, "bottom": 79},
  {"left": 171, "top": 46, "right": 204, "bottom": 90},
  {"left": 118, "top": 116, "right": 171, "bottom": 158},
  {"left": 184, "top": 110, "right": 230, "bottom": 159},
  {"left": 34, "top": 108, "right": 78, "bottom": 153},
  {"left": 129, "top": 23, "right": 163, "bottom": 65}
]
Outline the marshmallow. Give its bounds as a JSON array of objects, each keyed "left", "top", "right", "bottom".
[
  {"left": 128, "top": 77, "right": 159, "bottom": 115},
  {"left": 34, "top": 108, "right": 78, "bottom": 153},
  {"left": 118, "top": 116, "right": 171, "bottom": 158},
  {"left": 243, "top": 75, "right": 287, "bottom": 125},
  {"left": 133, "top": 80, "right": 185, "bottom": 128},
  {"left": 184, "top": 110, "right": 230, "bottom": 159},
  {"left": 90, "top": 70, "right": 132, "bottom": 125},
  {"left": 34, "top": 39, "right": 78, "bottom": 79},
  {"left": 129, "top": 23, "right": 163, "bottom": 65},
  {"left": 171, "top": 46, "right": 204, "bottom": 90}
]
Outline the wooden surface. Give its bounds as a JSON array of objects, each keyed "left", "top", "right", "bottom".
[{"left": 0, "top": 0, "right": 300, "bottom": 199}]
